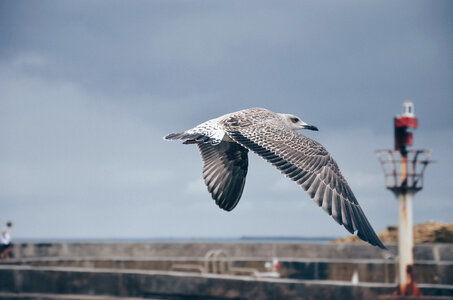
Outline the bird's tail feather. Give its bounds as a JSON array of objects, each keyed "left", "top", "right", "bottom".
[
  {"left": 164, "top": 132, "right": 210, "bottom": 144},
  {"left": 164, "top": 132, "right": 189, "bottom": 140}
]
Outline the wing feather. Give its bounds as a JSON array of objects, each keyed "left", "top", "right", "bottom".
[
  {"left": 197, "top": 141, "right": 249, "bottom": 211},
  {"left": 223, "top": 117, "right": 385, "bottom": 249}
]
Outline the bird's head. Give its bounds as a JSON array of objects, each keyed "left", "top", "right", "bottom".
[{"left": 280, "top": 113, "right": 319, "bottom": 132}]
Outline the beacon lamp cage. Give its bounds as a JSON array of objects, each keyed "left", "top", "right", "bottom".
[{"left": 376, "top": 150, "right": 432, "bottom": 193}]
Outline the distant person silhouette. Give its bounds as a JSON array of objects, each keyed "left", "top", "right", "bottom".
[{"left": 1, "top": 221, "right": 13, "bottom": 260}]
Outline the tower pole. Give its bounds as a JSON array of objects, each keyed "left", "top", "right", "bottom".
[
  {"left": 396, "top": 191, "right": 415, "bottom": 292},
  {"left": 398, "top": 149, "right": 411, "bottom": 288}
]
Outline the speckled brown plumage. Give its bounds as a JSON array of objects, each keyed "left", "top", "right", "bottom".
[{"left": 165, "top": 107, "right": 386, "bottom": 249}]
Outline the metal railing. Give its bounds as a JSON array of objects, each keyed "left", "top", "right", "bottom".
[
  {"left": 376, "top": 149, "right": 431, "bottom": 193},
  {"left": 171, "top": 249, "right": 260, "bottom": 276}
]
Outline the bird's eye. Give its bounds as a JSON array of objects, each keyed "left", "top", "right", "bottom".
[{"left": 291, "top": 117, "right": 299, "bottom": 123}]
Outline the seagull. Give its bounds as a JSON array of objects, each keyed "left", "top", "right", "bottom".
[{"left": 165, "top": 108, "right": 385, "bottom": 249}]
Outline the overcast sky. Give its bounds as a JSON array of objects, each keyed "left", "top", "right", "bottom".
[{"left": 1, "top": 1, "right": 452, "bottom": 240}]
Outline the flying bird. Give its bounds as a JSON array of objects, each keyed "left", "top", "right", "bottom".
[{"left": 165, "top": 108, "right": 385, "bottom": 249}]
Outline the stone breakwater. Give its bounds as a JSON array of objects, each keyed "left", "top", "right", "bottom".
[
  {"left": 1, "top": 242, "right": 452, "bottom": 300},
  {"left": 334, "top": 222, "right": 453, "bottom": 244},
  {"left": 8, "top": 242, "right": 453, "bottom": 260}
]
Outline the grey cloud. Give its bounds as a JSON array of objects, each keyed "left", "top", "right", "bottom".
[{"left": 0, "top": 0, "right": 452, "bottom": 239}]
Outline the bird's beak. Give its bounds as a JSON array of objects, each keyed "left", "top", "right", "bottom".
[
  {"left": 303, "top": 125, "right": 318, "bottom": 131},
  {"left": 301, "top": 122, "right": 318, "bottom": 131}
]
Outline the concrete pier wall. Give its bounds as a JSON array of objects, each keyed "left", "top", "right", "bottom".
[
  {"left": 1, "top": 265, "right": 452, "bottom": 300},
  {"left": 11, "top": 242, "right": 453, "bottom": 261},
  {"left": 4, "top": 257, "right": 453, "bottom": 285},
  {"left": 2, "top": 243, "right": 452, "bottom": 300}
]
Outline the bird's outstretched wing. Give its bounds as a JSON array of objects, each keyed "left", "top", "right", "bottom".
[
  {"left": 222, "top": 116, "right": 385, "bottom": 249},
  {"left": 197, "top": 141, "right": 249, "bottom": 211}
]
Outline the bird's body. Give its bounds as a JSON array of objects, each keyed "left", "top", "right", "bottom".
[{"left": 165, "top": 108, "right": 386, "bottom": 249}]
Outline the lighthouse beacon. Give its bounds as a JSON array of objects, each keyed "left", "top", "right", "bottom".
[{"left": 394, "top": 100, "right": 418, "bottom": 151}]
